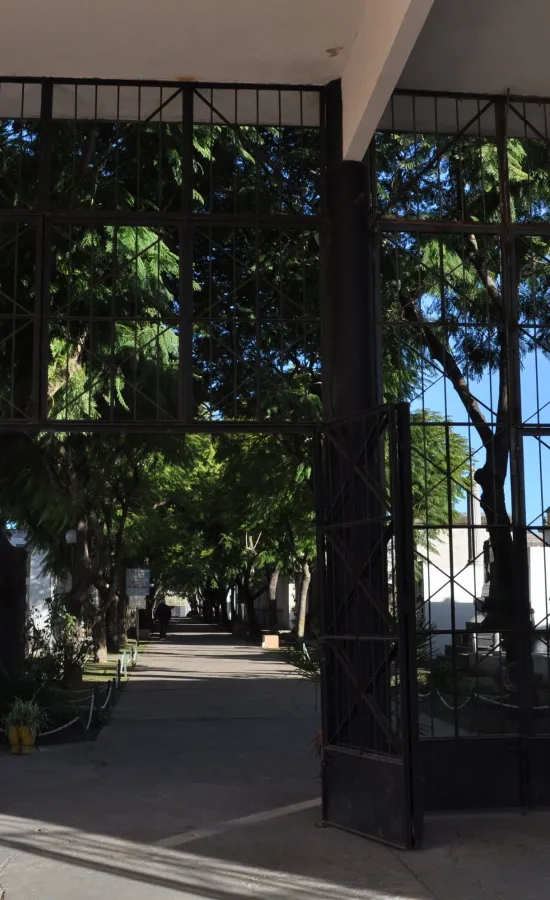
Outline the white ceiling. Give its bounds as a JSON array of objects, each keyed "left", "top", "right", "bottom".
[
  {"left": 399, "top": 0, "right": 550, "bottom": 98},
  {"left": 0, "top": 0, "right": 366, "bottom": 85}
]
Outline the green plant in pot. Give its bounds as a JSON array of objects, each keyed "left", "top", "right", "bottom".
[{"left": 3, "top": 698, "right": 48, "bottom": 754}]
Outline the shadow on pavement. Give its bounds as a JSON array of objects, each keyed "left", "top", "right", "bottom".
[{"left": 1, "top": 624, "right": 548, "bottom": 899}]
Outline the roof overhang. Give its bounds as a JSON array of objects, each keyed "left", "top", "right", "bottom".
[
  {"left": 0, "top": 0, "right": 435, "bottom": 158},
  {"left": 2, "top": 1, "right": 548, "bottom": 157}
]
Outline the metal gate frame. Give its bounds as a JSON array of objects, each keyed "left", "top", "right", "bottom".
[
  {"left": 315, "top": 403, "right": 421, "bottom": 848},
  {"left": 0, "top": 77, "right": 326, "bottom": 434},
  {"left": 0, "top": 76, "right": 425, "bottom": 846},
  {"left": 373, "top": 89, "right": 550, "bottom": 814}
]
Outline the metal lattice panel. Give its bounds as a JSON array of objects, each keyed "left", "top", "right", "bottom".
[
  {"left": 316, "top": 404, "right": 419, "bottom": 848},
  {"left": 374, "top": 91, "right": 550, "bottom": 811},
  {"left": 0, "top": 79, "right": 325, "bottom": 431}
]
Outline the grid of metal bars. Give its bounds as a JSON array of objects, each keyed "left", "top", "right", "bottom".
[
  {"left": 0, "top": 79, "right": 325, "bottom": 431},
  {"left": 375, "top": 90, "right": 550, "bottom": 809},
  {"left": 316, "top": 403, "right": 419, "bottom": 847}
]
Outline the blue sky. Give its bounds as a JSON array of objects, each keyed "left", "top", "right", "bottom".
[{"left": 410, "top": 350, "right": 550, "bottom": 527}]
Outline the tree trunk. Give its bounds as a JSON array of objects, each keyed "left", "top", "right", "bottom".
[
  {"left": 398, "top": 280, "right": 532, "bottom": 674},
  {"left": 202, "top": 589, "right": 215, "bottom": 623},
  {"left": 105, "top": 599, "right": 119, "bottom": 653},
  {"left": 267, "top": 567, "right": 280, "bottom": 633},
  {"left": 296, "top": 560, "right": 311, "bottom": 641},
  {"left": 117, "top": 594, "right": 129, "bottom": 647},
  {"left": 245, "top": 595, "right": 260, "bottom": 635},
  {"left": 476, "top": 452, "right": 531, "bottom": 677},
  {"left": 92, "top": 614, "right": 108, "bottom": 663},
  {"left": 240, "top": 587, "right": 261, "bottom": 636},
  {"left": 215, "top": 587, "right": 229, "bottom": 626}
]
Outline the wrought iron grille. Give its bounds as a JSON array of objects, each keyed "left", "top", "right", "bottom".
[
  {"left": 0, "top": 79, "right": 325, "bottom": 431},
  {"left": 374, "top": 90, "right": 550, "bottom": 809},
  {"left": 316, "top": 404, "right": 419, "bottom": 846}
]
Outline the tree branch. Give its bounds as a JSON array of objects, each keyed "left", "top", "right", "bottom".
[{"left": 398, "top": 290, "right": 493, "bottom": 447}]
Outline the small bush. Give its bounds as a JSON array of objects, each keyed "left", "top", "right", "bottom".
[
  {"left": 280, "top": 643, "right": 321, "bottom": 682},
  {"left": 28, "top": 592, "right": 94, "bottom": 687},
  {"left": 3, "top": 697, "right": 49, "bottom": 735}
]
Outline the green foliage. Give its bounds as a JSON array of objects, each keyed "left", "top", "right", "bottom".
[
  {"left": 0, "top": 114, "right": 480, "bottom": 645},
  {"left": 410, "top": 409, "right": 470, "bottom": 533},
  {"left": 3, "top": 697, "right": 49, "bottom": 735},
  {"left": 28, "top": 592, "right": 94, "bottom": 685},
  {"left": 376, "top": 126, "right": 550, "bottom": 398},
  {"left": 280, "top": 643, "right": 321, "bottom": 683}
]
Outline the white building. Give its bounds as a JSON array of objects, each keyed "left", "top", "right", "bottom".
[
  {"left": 419, "top": 496, "right": 550, "bottom": 667},
  {"left": 417, "top": 487, "right": 484, "bottom": 655},
  {"left": 253, "top": 575, "right": 298, "bottom": 631},
  {"left": 8, "top": 531, "right": 55, "bottom": 628}
]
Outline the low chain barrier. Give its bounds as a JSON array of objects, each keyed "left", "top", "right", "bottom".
[
  {"left": 418, "top": 688, "right": 550, "bottom": 713},
  {"left": 86, "top": 692, "right": 95, "bottom": 730},
  {"left": 1, "top": 649, "right": 138, "bottom": 745},
  {"left": 100, "top": 682, "right": 113, "bottom": 710},
  {"left": 39, "top": 715, "right": 82, "bottom": 737},
  {"left": 118, "top": 643, "right": 140, "bottom": 685}
]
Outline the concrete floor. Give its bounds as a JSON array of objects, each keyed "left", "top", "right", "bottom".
[{"left": 0, "top": 624, "right": 549, "bottom": 899}]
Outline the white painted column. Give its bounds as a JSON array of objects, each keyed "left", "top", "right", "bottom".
[{"left": 341, "top": 0, "right": 434, "bottom": 161}]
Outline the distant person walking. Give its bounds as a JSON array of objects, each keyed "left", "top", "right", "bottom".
[{"left": 155, "top": 601, "right": 172, "bottom": 641}]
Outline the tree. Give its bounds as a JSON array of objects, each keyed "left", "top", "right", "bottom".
[
  {"left": 0, "top": 433, "right": 193, "bottom": 657},
  {"left": 375, "top": 119, "right": 549, "bottom": 665},
  {"left": 0, "top": 101, "right": 475, "bottom": 662},
  {"left": 219, "top": 433, "right": 316, "bottom": 634}
]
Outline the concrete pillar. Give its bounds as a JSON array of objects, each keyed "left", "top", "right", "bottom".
[{"left": 326, "top": 80, "right": 381, "bottom": 419}]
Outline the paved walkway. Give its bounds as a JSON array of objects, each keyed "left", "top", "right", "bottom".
[{"left": 0, "top": 623, "right": 549, "bottom": 899}]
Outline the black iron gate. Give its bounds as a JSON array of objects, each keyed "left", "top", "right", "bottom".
[
  {"left": 373, "top": 90, "right": 550, "bottom": 815},
  {"left": 315, "top": 403, "right": 421, "bottom": 848},
  {"left": 0, "top": 78, "right": 325, "bottom": 433}
]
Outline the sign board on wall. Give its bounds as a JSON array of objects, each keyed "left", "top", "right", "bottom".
[
  {"left": 128, "top": 595, "right": 147, "bottom": 609},
  {"left": 126, "top": 569, "right": 150, "bottom": 594}
]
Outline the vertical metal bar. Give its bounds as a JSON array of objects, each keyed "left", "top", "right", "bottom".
[
  {"left": 322, "top": 80, "right": 341, "bottom": 422},
  {"left": 110, "top": 225, "right": 117, "bottom": 422},
  {"left": 316, "top": 87, "right": 329, "bottom": 422},
  {"left": 254, "top": 224, "right": 261, "bottom": 420},
  {"left": 34, "top": 80, "right": 53, "bottom": 422},
  {"left": 496, "top": 98, "right": 533, "bottom": 803},
  {"left": 179, "top": 84, "right": 194, "bottom": 423},
  {"left": 313, "top": 426, "right": 330, "bottom": 823},
  {"left": 365, "top": 141, "right": 383, "bottom": 406},
  {"left": 390, "top": 401, "right": 422, "bottom": 847}
]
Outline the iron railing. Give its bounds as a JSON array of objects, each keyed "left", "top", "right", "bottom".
[
  {"left": 374, "top": 90, "right": 550, "bottom": 809},
  {"left": 0, "top": 78, "right": 326, "bottom": 432}
]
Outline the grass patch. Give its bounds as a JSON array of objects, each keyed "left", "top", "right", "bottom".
[{"left": 83, "top": 640, "right": 145, "bottom": 687}]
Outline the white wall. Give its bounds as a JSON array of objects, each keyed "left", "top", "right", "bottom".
[
  {"left": 165, "top": 594, "right": 191, "bottom": 617},
  {"left": 421, "top": 527, "right": 485, "bottom": 654},
  {"left": 528, "top": 545, "right": 550, "bottom": 633},
  {"left": 28, "top": 549, "right": 53, "bottom": 629},
  {"left": 423, "top": 528, "right": 550, "bottom": 656},
  {"left": 254, "top": 575, "right": 297, "bottom": 630}
]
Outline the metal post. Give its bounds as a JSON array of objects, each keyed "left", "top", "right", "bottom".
[
  {"left": 320, "top": 82, "right": 410, "bottom": 839},
  {"left": 496, "top": 98, "right": 534, "bottom": 801},
  {"left": 34, "top": 80, "right": 53, "bottom": 422},
  {"left": 179, "top": 84, "right": 194, "bottom": 424}
]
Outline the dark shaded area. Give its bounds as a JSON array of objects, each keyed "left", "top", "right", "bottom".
[{"left": 0, "top": 533, "right": 27, "bottom": 680}]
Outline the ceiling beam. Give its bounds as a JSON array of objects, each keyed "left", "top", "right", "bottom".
[{"left": 341, "top": 0, "right": 434, "bottom": 160}]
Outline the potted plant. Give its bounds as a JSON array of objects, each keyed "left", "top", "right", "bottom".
[{"left": 3, "top": 698, "right": 48, "bottom": 754}]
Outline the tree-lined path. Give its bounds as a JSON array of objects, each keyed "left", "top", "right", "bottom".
[
  {"left": 2, "top": 624, "right": 549, "bottom": 900},
  {"left": 0, "top": 624, "right": 320, "bottom": 844}
]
